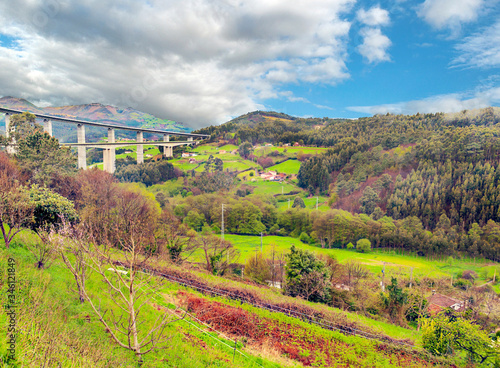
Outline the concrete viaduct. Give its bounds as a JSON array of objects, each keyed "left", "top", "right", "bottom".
[{"left": 0, "top": 107, "right": 209, "bottom": 173}]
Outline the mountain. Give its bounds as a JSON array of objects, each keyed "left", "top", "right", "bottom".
[{"left": 0, "top": 97, "right": 191, "bottom": 133}]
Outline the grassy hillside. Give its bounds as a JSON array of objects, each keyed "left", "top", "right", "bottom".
[
  {"left": 225, "top": 234, "right": 499, "bottom": 288},
  {"left": 0, "top": 235, "right": 457, "bottom": 367}
]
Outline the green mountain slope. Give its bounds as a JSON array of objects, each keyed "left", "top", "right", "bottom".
[{"left": 0, "top": 96, "right": 191, "bottom": 133}]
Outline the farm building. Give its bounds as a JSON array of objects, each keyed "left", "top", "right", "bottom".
[{"left": 427, "top": 292, "right": 465, "bottom": 315}]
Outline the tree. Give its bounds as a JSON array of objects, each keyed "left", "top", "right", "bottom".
[
  {"left": 244, "top": 252, "right": 271, "bottom": 283},
  {"left": 238, "top": 141, "right": 253, "bottom": 159},
  {"left": 20, "top": 185, "right": 78, "bottom": 268},
  {"left": 292, "top": 196, "right": 306, "bottom": 208},
  {"left": 422, "top": 316, "right": 499, "bottom": 364},
  {"left": 52, "top": 222, "right": 88, "bottom": 303},
  {"left": 76, "top": 168, "right": 118, "bottom": 246},
  {"left": 183, "top": 210, "right": 206, "bottom": 231},
  {"left": 343, "top": 261, "right": 369, "bottom": 288},
  {"left": 284, "top": 245, "right": 330, "bottom": 302},
  {"left": 22, "top": 184, "right": 78, "bottom": 243},
  {"left": 63, "top": 223, "right": 182, "bottom": 365},
  {"left": 359, "top": 186, "right": 379, "bottom": 215},
  {"left": 57, "top": 183, "right": 178, "bottom": 365},
  {"left": 197, "top": 225, "right": 238, "bottom": 275},
  {"left": 156, "top": 210, "right": 197, "bottom": 264},
  {"left": 0, "top": 186, "right": 34, "bottom": 248},
  {"left": 11, "top": 112, "right": 77, "bottom": 186},
  {"left": 356, "top": 238, "right": 371, "bottom": 253},
  {"left": 381, "top": 277, "right": 408, "bottom": 325}
]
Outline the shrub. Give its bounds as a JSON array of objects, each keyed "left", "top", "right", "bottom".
[
  {"left": 356, "top": 238, "right": 371, "bottom": 253},
  {"left": 244, "top": 252, "right": 271, "bottom": 283},
  {"left": 292, "top": 196, "right": 305, "bottom": 208},
  {"left": 299, "top": 232, "right": 310, "bottom": 244}
]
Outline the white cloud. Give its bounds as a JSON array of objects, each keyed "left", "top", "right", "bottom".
[
  {"left": 417, "top": 0, "right": 484, "bottom": 32},
  {"left": 347, "top": 87, "right": 500, "bottom": 115},
  {"left": 0, "top": 0, "right": 356, "bottom": 127},
  {"left": 452, "top": 22, "right": 500, "bottom": 68},
  {"left": 357, "top": 6, "right": 390, "bottom": 26},
  {"left": 357, "top": 28, "right": 392, "bottom": 63}
]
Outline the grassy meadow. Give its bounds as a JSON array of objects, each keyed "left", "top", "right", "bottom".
[{"left": 226, "top": 234, "right": 500, "bottom": 289}]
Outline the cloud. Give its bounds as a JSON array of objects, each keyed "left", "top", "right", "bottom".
[
  {"left": 0, "top": 0, "right": 355, "bottom": 127},
  {"left": 452, "top": 21, "right": 500, "bottom": 68},
  {"left": 417, "top": 0, "right": 485, "bottom": 32},
  {"left": 357, "top": 27, "right": 392, "bottom": 63},
  {"left": 347, "top": 87, "right": 500, "bottom": 115},
  {"left": 357, "top": 6, "right": 390, "bottom": 26}
]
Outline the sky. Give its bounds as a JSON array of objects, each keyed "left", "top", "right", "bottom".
[{"left": 0, "top": 0, "right": 499, "bottom": 128}]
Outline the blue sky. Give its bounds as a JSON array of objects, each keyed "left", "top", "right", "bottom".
[{"left": 0, "top": 0, "right": 499, "bottom": 127}]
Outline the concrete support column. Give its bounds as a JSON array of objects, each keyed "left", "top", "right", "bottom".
[
  {"left": 5, "top": 114, "right": 16, "bottom": 154},
  {"left": 136, "top": 131, "right": 144, "bottom": 164},
  {"left": 43, "top": 119, "right": 53, "bottom": 136},
  {"left": 104, "top": 128, "right": 116, "bottom": 173},
  {"left": 77, "top": 124, "right": 87, "bottom": 170},
  {"left": 163, "top": 134, "right": 171, "bottom": 157},
  {"left": 5, "top": 113, "right": 11, "bottom": 138},
  {"left": 103, "top": 149, "right": 110, "bottom": 172},
  {"left": 187, "top": 137, "right": 193, "bottom": 142}
]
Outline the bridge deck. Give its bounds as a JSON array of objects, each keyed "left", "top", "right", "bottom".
[{"left": 0, "top": 107, "right": 209, "bottom": 138}]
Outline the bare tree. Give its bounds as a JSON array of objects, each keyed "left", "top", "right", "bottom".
[
  {"left": 52, "top": 223, "right": 88, "bottom": 303},
  {"left": 155, "top": 210, "right": 197, "bottom": 264},
  {"left": 59, "top": 186, "right": 184, "bottom": 365},
  {"left": 300, "top": 270, "right": 331, "bottom": 301},
  {"left": 266, "top": 245, "right": 286, "bottom": 287},
  {"left": 196, "top": 227, "right": 239, "bottom": 275},
  {"left": 343, "top": 261, "right": 369, "bottom": 288}
]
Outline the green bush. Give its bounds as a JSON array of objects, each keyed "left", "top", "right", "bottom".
[
  {"left": 299, "top": 232, "right": 310, "bottom": 244},
  {"left": 356, "top": 238, "right": 371, "bottom": 253}
]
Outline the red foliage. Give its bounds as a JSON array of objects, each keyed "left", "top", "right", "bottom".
[
  {"left": 0, "top": 152, "right": 29, "bottom": 191},
  {"left": 182, "top": 294, "right": 445, "bottom": 367}
]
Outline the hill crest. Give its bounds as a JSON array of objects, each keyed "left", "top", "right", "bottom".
[{"left": 0, "top": 97, "right": 191, "bottom": 133}]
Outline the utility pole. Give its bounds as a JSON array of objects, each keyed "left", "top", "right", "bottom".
[
  {"left": 381, "top": 262, "right": 386, "bottom": 292},
  {"left": 221, "top": 204, "right": 225, "bottom": 242},
  {"left": 409, "top": 267, "right": 413, "bottom": 288},
  {"left": 260, "top": 232, "right": 263, "bottom": 252}
]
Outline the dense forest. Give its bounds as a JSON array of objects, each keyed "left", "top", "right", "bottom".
[{"left": 192, "top": 108, "right": 500, "bottom": 261}]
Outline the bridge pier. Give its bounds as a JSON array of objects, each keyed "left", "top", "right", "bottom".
[
  {"left": 43, "top": 119, "right": 53, "bottom": 136},
  {"left": 137, "top": 131, "right": 144, "bottom": 164},
  {"left": 163, "top": 134, "right": 172, "bottom": 157},
  {"left": 5, "top": 113, "right": 16, "bottom": 154},
  {"left": 5, "top": 113, "right": 11, "bottom": 138},
  {"left": 103, "top": 128, "right": 115, "bottom": 173},
  {"left": 77, "top": 124, "right": 87, "bottom": 169}
]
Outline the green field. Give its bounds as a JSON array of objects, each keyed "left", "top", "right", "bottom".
[
  {"left": 244, "top": 180, "right": 300, "bottom": 196},
  {"left": 226, "top": 234, "right": 499, "bottom": 287},
  {"left": 267, "top": 159, "right": 301, "bottom": 175}
]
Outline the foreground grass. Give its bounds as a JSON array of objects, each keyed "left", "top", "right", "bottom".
[{"left": 0, "top": 239, "right": 287, "bottom": 368}]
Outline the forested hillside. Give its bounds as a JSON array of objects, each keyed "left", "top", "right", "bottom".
[{"left": 194, "top": 108, "right": 500, "bottom": 261}]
